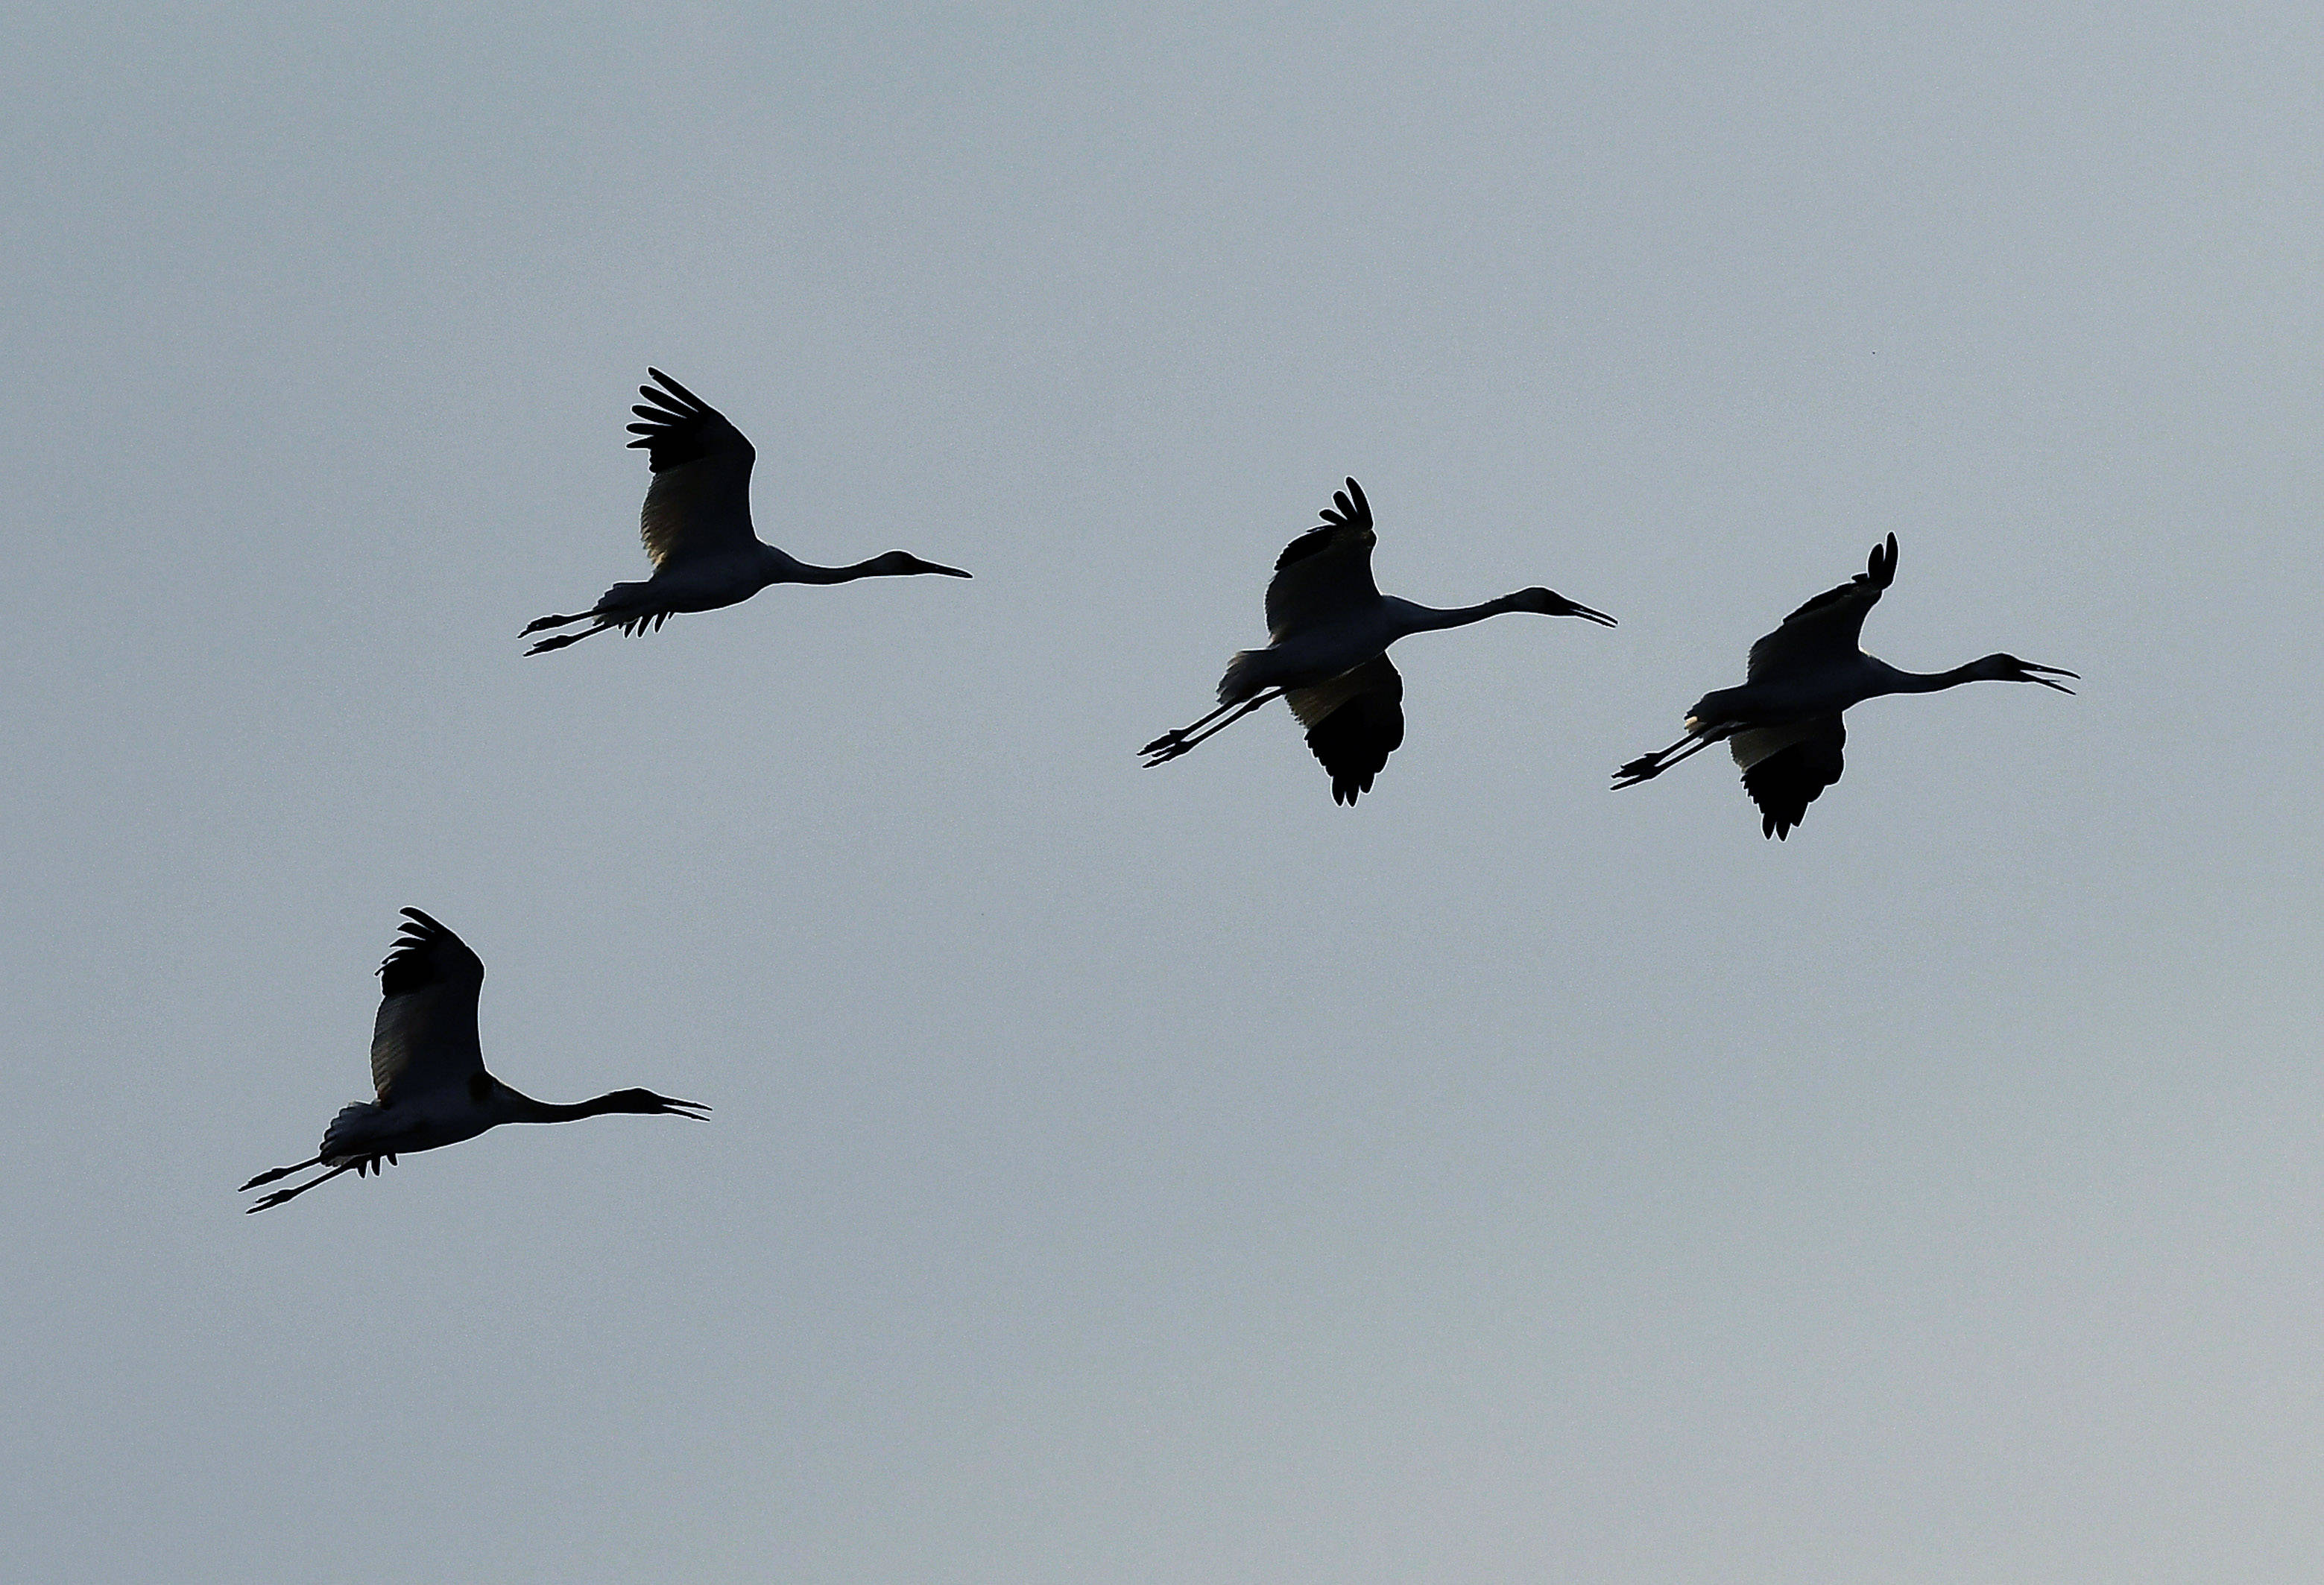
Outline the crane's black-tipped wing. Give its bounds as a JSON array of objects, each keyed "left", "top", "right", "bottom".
[
  {"left": 1746, "top": 534, "right": 1898, "bottom": 681},
  {"left": 1286, "top": 654, "right": 1405, "bottom": 806},
  {"left": 1264, "top": 478, "right": 1383, "bottom": 639},
  {"left": 627, "top": 369, "right": 759, "bottom": 569},
  {"left": 370, "top": 908, "right": 487, "bottom": 1103},
  {"left": 1731, "top": 718, "right": 1845, "bottom": 839}
]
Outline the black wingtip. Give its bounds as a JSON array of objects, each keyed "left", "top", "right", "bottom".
[
  {"left": 1325, "top": 477, "right": 1371, "bottom": 530},
  {"left": 640, "top": 367, "right": 709, "bottom": 411},
  {"left": 1866, "top": 532, "right": 1898, "bottom": 589}
]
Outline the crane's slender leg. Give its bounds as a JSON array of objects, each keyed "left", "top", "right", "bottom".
[
  {"left": 522, "top": 610, "right": 592, "bottom": 636},
  {"left": 526, "top": 619, "right": 618, "bottom": 655},
  {"left": 1140, "top": 699, "right": 1247, "bottom": 757},
  {"left": 241, "top": 1156, "right": 322, "bottom": 1191},
  {"left": 1141, "top": 690, "right": 1283, "bottom": 766},
  {"left": 244, "top": 1161, "right": 361, "bottom": 1212},
  {"left": 1612, "top": 732, "right": 1719, "bottom": 788}
]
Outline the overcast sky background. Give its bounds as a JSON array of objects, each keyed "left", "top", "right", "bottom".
[{"left": 4, "top": 3, "right": 2322, "bottom": 1581}]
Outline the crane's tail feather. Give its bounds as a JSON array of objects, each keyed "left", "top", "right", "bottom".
[{"left": 1216, "top": 648, "right": 1272, "bottom": 707}]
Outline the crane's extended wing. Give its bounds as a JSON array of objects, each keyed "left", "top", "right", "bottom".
[
  {"left": 628, "top": 369, "right": 759, "bottom": 569},
  {"left": 1264, "top": 478, "right": 1382, "bottom": 639},
  {"left": 370, "top": 908, "right": 487, "bottom": 1103},
  {"left": 1746, "top": 534, "right": 1898, "bottom": 681},
  {"left": 1731, "top": 718, "right": 1845, "bottom": 839},
  {"left": 1286, "top": 654, "right": 1405, "bottom": 805}
]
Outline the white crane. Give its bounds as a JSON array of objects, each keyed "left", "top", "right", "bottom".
[
  {"left": 522, "top": 370, "right": 972, "bottom": 654},
  {"left": 1141, "top": 478, "right": 1616, "bottom": 803},
  {"left": 241, "top": 910, "right": 708, "bottom": 1212},
  {"left": 1611, "top": 534, "right": 2077, "bottom": 837}
]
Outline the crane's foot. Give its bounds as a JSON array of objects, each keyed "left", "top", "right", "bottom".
[{"left": 1140, "top": 692, "right": 1278, "bottom": 767}]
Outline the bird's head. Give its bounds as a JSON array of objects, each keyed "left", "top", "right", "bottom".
[
  {"left": 1514, "top": 586, "right": 1617, "bottom": 626},
  {"left": 604, "top": 1089, "right": 713, "bottom": 1119},
  {"left": 1971, "top": 654, "right": 2078, "bottom": 692},
  {"left": 872, "top": 551, "right": 974, "bottom": 579}
]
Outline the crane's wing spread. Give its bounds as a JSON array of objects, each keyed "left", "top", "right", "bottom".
[
  {"left": 1286, "top": 654, "right": 1405, "bottom": 806},
  {"left": 1265, "top": 478, "right": 1382, "bottom": 639},
  {"left": 370, "top": 908, "right": 487, "bottom": 1103},
  {"left": 628, "top": 369, "right": 759, "bottom": 569},
  {"left": 1731, "top": 717, "right": 1845, "bottom": 839},
  {"left": 1746, "top": 534, "right": 1898, "bottom": 681}
]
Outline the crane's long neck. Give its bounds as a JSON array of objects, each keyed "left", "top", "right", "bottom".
[
  {"left": 779, "top": 558, "right": 884, "bottom": 585},
  {"left": 1386, "top": 592, "right": 1531, "bottom": 637},
  {"left": 765, "top": 549, "right": 918, "bottom": 585},
  {"left": 1872, "top": 659, "right": 1989, "bottom": 696},
  {"left": 501, "top": 1088, "right": 630, "bottom": 1124}
]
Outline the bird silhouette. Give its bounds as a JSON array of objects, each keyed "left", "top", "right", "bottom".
[
  {"left": 1612, "top": 534, "right": 2076, "bottom": 836},
  {"left": 523, "top": 369, "right": 971, "bottom": 654},
  {"left": 241, "top": 910, "right": 707, "bottom": 1211},
  {"left": 1142, "top": 478, "right": 1615, "bottom": 803}
]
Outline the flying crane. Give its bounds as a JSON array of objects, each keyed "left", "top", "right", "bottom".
[
  {"left": 524, "top": 370, "right": 971, "bottom": 654},
  {"left": 241, "top": 910, "right": 707, "bottom": 1211},
  {"left": 1611, "top": 534, "right": 2076, "bottom": 836},
  {"left": 1142, "top": 478, "right": 1615, "bottom": 803}
]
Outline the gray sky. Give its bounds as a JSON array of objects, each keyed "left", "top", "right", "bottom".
[{"left": 5, "top": 3, "right": 2321, "bottom": 1581}]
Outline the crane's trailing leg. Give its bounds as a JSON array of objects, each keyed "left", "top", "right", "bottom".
[
  {"left": 525, "top": 619, "right": 618, "bottom": 654},
  {"left": 1140, "top": 690, "right": 1283, "bottom": 766},
  {"left": 1612, "top": 732, "right": 1720, "bottom": 788},
  {"left": 1140, "top": 697, "right": 1250, "bottom": 756},
  {"left": 522, "top": 585, "right": 669, "bottom": 646},
  {"left": 244, "top": 1160, "right": 362, "bottom": 1212},
  {"left": 240, "top": 1155, "right": 321, "bottom": 1190},
  {"left": 242, "top": 1151, "right": 399, "bottom": 1212}
]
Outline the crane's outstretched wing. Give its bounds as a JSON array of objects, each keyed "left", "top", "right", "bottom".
[
  {"left": 1287, "top": 654, "right": 1405, "bottom": 805},
  {"left": 370, "top": 908, "right": 487, "bottom": 1103},
  {"left": 1731, "top": 718, "right": 1845, "bottom": 839},
  {"left": 628, "top": 369, "right": 759, "bottom": 569},
  {"left": 1746, "top": 534, "right": 1898, "bottom": 681},
  {"left": 1265, "top": 478, "right": 1382, "bottom": 639}
]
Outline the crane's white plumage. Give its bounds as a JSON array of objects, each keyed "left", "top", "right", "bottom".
[
  {"left": 1143, "top": 478, "right": 1615, "bottom": 804},
  {"left": 241, "top": 910, "right": 707, "bottom": 1212},
  {"left": 522, "top": 370, "right": 972, "bottom": 654},
  {"left": 1613, "top": 534, "right": 2077, "bottom": 837}
]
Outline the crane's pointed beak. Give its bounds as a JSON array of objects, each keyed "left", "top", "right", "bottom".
[
  {"left": 1564, "top": 600, "right": 1618, "bottom": 627},
  {"left": 2024, "top": 662, "right": 2078, "bottom": 694}
]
